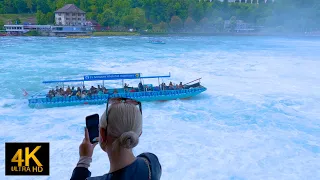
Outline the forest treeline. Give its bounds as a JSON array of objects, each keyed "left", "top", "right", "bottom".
[{"left": 0, "top": 0, "right": 319, "bottom": 32}]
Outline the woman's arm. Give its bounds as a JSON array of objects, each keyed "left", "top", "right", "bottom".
[
  {"left": 71, "top": 128, "right": 98, "bottom": 180},
  {"left": 70, "top": 156, "right": 92, "bottom": 180}
]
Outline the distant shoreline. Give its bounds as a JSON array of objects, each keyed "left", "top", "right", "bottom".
[
  {"left": 2, "top": 31, "right": 320, "bottom": 37},
  {"left": 94, "top": 31, "right": 320, "bottom": 37},
  {"left": 139, "top": 32, "right": 320, "bottom": 37}
]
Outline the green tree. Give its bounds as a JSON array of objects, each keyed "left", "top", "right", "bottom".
[
  {"left": 121, "top": 15, "right": 134, "bottom": 28},
  {"left": 24, "top": 0, "right": 33, "bottom": 13},
  {"left": 36, "top": 10, "right": 47, "bottom": 25},
  {"left": 184, "top": 16, "right": 196, "bottom": 30},
  {"left": 14, "top": 0, "right": 27, "bottom": 13},
  {"left": 169, "top": 16, "right": 183, "bottom": 31},
  {"left": 199, "top": 17, "right": 209, "bottom": 28},
  {"left": 3, "top": 0, "right": 15, "bottom": 13},
  {"left": 147, "top": 23, "right": 153, "bottom": 30},
  {"left": 13, "top": 18, "right": 21, "bottom": 25},
  {"left": 0, "top": 19, "right": 4, "bottom": 30},
  {"left": 159, "top": 21, "right": 168, "bottom": 31},
  {"left": 131, "top": 8, "right": 146, "bottom": 30},
  {"left": 97, "top": 8, "right": 115, "bottom": 26},
  {"left": 214, "top": 17, "right": 224, "bottom": 32},
  {"left": 0, "top": 2, "right": 4, "bottom": 14},
  {"left": 229, "top": 16, "right": 237, "bottom": 32},
  {"left": 46, "top": 12, "right": 54, "bottom": 24}
]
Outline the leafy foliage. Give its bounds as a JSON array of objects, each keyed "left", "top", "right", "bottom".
[{"left": 0, "top": 0, "right": 319, "bottom": 32}]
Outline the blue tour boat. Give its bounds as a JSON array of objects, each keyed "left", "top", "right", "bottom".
[
  {"left": 28, "top": 73, "right": 206, "bottom": 108},
  {"left": 148, "top": 39, "right": 166, "bottom": 44}
]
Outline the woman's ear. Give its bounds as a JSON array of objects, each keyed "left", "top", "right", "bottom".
[{"left": 99, "top": 127, "right": 106, "bottom": 142}]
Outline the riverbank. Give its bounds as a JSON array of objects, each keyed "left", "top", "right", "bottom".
[
  {"left": 140, "top": 31, "right": 320, "bottom": 37},
  {"left": 92, "top": 31, "right": 320, "bottom": 37},
  {"left": 1, "top": 31, "right": 319, "bottom": 38},
  {"left": 93, "top": 31, "right": 139, "bottom": 36}
]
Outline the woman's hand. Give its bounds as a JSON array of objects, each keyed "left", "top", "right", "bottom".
[{"left": 79, "top": 128, "right": 98, "bottom": 157}]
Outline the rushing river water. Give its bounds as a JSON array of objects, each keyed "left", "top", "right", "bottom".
[{"left": 0, "top": 36, "right": 319, "bottom": 180}]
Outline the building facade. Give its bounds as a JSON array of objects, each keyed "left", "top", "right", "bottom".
[
  {"left": 4, "top": 24, "right": 92, "bottom": 36},
  {"left": 54, "top": 4, "right": 86, "bottom": 26}
]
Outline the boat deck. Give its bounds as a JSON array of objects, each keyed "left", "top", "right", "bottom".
[{"left": 28, "top": 86, "right": 206, "bottom": 108}]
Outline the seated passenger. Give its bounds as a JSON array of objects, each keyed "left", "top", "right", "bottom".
[
  {"left": 178, "top": 82, "right": 183, "bottom": 89},
  {"left": 71, "top": 90, "right": 77, "bottom": 96},
  {"left": 51, "top": 88, "right": 56, "bottom": 97},
  {"left": 103, "top": 88, "right": 108, "bottom": 94},
  {"left": 162, "top": 83, "right": 167, "bottom": 90},
  {"left": 47, "top": 90, "right": 53, "bottom": 98},
  {"left": 66, "top": 86, "right": 72, "bottom": 95},
  {"left": 113, "top": 89, "right": 118, "bottom": 94},
  {"left": 87, "top": 90, "right": 93, "bottom": 99},
  {"left": 59, "top": 88, "right": 65, "bottom": 96},
  {"left": 124, "top": 83, "right": 129, "bottom": 92},
  {"left": 169, "top": 82, "right": 174, "bottom": 90},
  {"left": 76, "top": 91, "right": 81, "bottom": 98},
  {"left": 81, "top": 91, "right": 86, "bottom": 98},
  {"left": 138, "top": 82, "right": 143, "bottom": 91}
]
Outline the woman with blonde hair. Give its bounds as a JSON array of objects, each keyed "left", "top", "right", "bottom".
[{"left": 70, "top": 98, "right": 162, "bottom": 180}]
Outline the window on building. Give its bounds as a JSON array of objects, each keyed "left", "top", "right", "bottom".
[{"left": 66, "top": 13, "right": 69, "bottom": 15}]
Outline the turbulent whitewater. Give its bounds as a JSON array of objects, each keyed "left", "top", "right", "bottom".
[{"left": 0, "top": 36, "right": 319, "bottom": 180}]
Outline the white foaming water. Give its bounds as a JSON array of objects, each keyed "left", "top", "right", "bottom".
[{"left": 0, "top": 36, "right": 319, "bottom": 180}]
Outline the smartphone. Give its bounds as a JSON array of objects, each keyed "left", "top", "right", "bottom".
[{"left": 85, "top": 114, "right": 99, "bottom": 144}]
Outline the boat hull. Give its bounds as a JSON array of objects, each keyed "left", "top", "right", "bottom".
[{"left": 28, "top": 87, "right": 206, "bottom": 109}]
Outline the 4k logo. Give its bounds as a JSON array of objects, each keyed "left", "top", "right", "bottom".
[{"left": 5, "top": 143, "right": 49, "bottom": 176}]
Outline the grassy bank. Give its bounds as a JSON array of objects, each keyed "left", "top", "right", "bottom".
[
  {"left": 93, "top": 31, "right": 140, "bottom": 36},
  {"left": 0, "top": 14, "right": 36, "bottom": 24}
]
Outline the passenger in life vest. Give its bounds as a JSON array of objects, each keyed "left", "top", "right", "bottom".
[
  {"left": 76, "top": 91, "right": 81, "bottom": 98},
  {"left": 138, "top": 82, "right": 143, "bottom": 91},
  {"left": 169, "top": 82, "right": 174, "bottom": 90},
  {"left": 81, "top": 91, "right": 87, "bottom": 98},
  {"left": 103, "top": 88, "right": 108, "bottom": 94},
  {"left": 124, "top": 83, "right": 129, "bottom": 92}
]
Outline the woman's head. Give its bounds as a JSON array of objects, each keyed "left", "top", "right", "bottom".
[{"left": 99, "top": 101, "right": 142, "bottom": 152}]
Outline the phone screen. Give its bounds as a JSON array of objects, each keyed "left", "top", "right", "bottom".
[{"left": 85, "top": 114, "right": 99, "bottom": 144}]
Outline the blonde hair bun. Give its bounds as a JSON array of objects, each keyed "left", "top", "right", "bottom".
[{"left": 118, "top": 131, "right": 139, "bottom": 149}]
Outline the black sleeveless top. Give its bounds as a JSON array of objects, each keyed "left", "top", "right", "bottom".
[{"left": 70, "top": 153, "right": 162, "bottom": 180}]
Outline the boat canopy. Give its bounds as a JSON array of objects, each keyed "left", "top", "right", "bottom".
[
  {"left": 42, "top": 73, "right": 171, "bottom": 84},
  {"left": 42, "top": 79, "right": 85, "bottom": 84}
]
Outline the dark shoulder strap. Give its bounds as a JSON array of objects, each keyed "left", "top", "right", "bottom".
[
  {"left": 138, "top": 153, "right": 162, "bottom": 180},
  {"left": 141, "top": 157, "right": 151, "bottom": 180}
]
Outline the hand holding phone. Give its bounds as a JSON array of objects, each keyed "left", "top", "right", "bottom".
[{"left": 85, "top": 114, "right": 100, "bottom": 144}]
